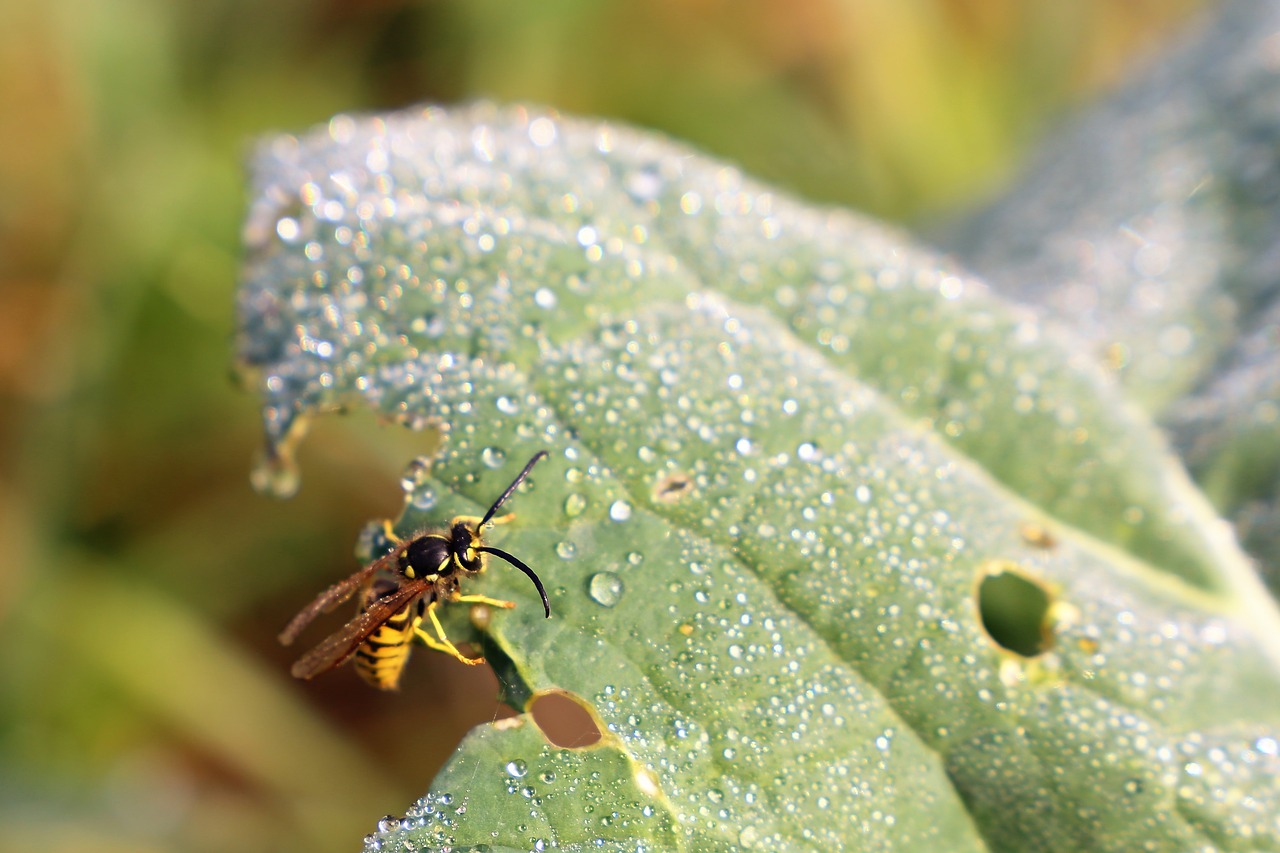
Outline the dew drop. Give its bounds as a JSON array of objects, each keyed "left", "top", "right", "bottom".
[
  {"left": 276, "top": 216, "right": 301, "bottom": 242},
  {"left": 556, "top": 540, "right": 577, "bottom": 560},
  {"left": 609, "top": 500, "right": 632, "bottom": 522},
  {"left": 505, "top": 759, "right": 528, "bottom": 778},
  {"left": 625, "top": 169, "right": 662, "bottom": 201},
  {"left": 587, "top": 572, "right": 624, "bottom": 607},
  {"left": 409, "top": 487, "right": 438, "bottom": 511},
  {"left": 399, "top": 456, "right": 432, "bottom": 493},
  {"left": 481, "top": 446, "right": 506, "bottom": 469},
  {"left": 564, "top": 493, "right": 587, "bottom": 518},
  {"left": 250, "top": 448, "right": 300, "bottom": 499},
  {"left": 534, "top": 287, "right": 558, "bottom": 309}
]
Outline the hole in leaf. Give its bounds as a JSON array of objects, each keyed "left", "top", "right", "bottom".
[
  {"left": 977, "top": 563, "right": 1053, "bottom": 657},
  {"left": 529, "top": 690, "right": 604, "bottom": 749}
]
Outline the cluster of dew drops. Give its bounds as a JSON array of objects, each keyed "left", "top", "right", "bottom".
[
  {"left": 361, "top": 760, "right": 670, "bottom": 853},
  {"left": 361, "top": 790, "right": 560, "bottom": 853}
]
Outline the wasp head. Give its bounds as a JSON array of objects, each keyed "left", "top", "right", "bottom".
[{"left": 451, "top": 521, "right": 483, "bottom": 573}]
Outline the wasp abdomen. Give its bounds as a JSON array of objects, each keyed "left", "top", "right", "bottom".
[{"left": 353, "top": 581, "right": 423, "bottom": 690}]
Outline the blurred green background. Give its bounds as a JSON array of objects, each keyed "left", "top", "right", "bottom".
[{"left": 0, "top": 1, "right": 1206, "bottom": 850}]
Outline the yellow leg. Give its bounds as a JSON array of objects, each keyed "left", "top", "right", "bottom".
[
  {"left": 455, "top": 594, "right": 516, "bottom": 609},
  {"left": 415, "top": 600, "right": 485, "bottom": 665},
  {"left": 453, "top": 512, "right": 515, "bottom": 530},
  {"left": 379, "top": 519, "right": 403, "bottom": 543}
]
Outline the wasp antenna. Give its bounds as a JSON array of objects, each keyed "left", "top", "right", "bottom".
[
  {"left": 477, "top": 546, "right": 551, "bottom": 618},
  {"left": 479, "top": 450, "right": 548, "bottom": 529}
]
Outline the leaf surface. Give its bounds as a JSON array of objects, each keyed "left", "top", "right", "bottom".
[{"left": 238, "top": 104, "right": 1280, "bottom": 851}]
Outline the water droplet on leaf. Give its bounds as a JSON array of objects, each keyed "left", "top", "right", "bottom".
[{"left": 588, "top": 572, "right": 624, "bottom": 607}]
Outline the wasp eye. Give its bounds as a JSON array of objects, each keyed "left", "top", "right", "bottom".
[{"left": 451, "top": 523, "right": 473, "bottom": 557}]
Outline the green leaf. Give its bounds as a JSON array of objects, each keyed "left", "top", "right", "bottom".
[
  {"left": 238, "top": 104, "right": 1280, "bottom": 851},
  {"left": 382, "top": 717, "right": 681, "bottom": 851}
]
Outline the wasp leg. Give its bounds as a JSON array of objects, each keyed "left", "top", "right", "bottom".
[
  {"left": 380, "top": 519, "right": 403, "bottom": 543},
  {"left": 455, "top": 594, "right": 516, "bottom": 609},
  {"left": 455, "top": 512, "right": 515, "bottom": 529},
  {"left": 415, "top": 600, "right": 485, "bottom": 665}
]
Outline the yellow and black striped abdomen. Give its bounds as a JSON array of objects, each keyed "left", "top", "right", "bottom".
[{"left": 353, "top": 580, "right": 424, "bottom": 691}]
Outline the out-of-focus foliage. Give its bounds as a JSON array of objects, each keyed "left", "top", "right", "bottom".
[
  {"left": 945, "top": 0, "right": 1280, "bottom": 593},
  {"left": 0, "top": 1, "right": 1210, "bottom": 852}
]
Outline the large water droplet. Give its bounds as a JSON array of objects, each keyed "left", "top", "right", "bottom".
[
  {"left": 609, "top": 500, "right": 632, "bottom": 522},
  {"left": 587, "top": 572, "right": 624, "bottom": 607},
  {"left": 556, "top": 540, "right": 577, "bottom": 560},
  {"left": 564, "top": 493, "right": 587, "bottom": 518},
  {"left": 399, "top": 455, "right": 433, "bottom": 493},
  {"left": 505, "top": 759, "right": 528, "bottom": 778},
  {"left": 250, "top": 448, "right": 300, "bottom": 499},
  {"left": 409, "top": 487, "right": 437, "bottom": 511},
  {"left": 481, "top": 446, "right": 506, "bottom": 468}
]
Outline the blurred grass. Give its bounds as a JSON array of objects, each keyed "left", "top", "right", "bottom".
[{"left": 0, "top": 0, "right": 1205, "bottom": 850}]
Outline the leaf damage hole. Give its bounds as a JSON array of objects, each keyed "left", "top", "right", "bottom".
[
  {"left": 976, "top": 562, "right": 1054, "bottom": 657},
  {"left": 529, "top": 689, "right": 605, "bottom": 749},
  {"left": 653, "top": 471, "right": 694, "bottom": 503}
]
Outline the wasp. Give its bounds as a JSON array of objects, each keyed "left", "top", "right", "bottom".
[
  {"left": 350, "top": 577, "right": 425, "bottom": 690},
  {"left": 280, "top": 451, "right": 550, "bottom": 684}
]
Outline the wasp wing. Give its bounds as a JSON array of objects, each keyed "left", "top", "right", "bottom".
[
  {"left": 278, "top": 548, "right": 405, "bottom": 646},
  {"left": 289, "top": 578, "right": 433, "bottom": 680}
]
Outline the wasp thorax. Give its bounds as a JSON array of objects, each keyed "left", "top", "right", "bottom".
[{"left": 402, "top": 535, "right": 450, "bottom": 579}]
